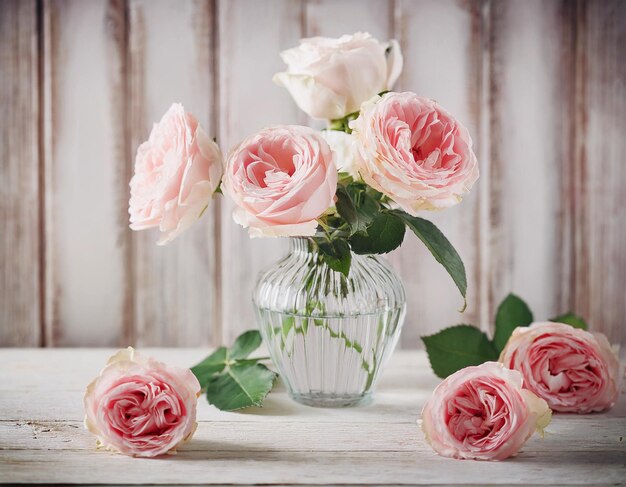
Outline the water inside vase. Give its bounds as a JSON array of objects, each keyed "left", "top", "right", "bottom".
[{"left": 256, "top": 305, "right": 405, "bottom": 407}]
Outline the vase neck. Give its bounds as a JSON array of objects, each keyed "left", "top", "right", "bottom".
[{"left": 289, "top": 237, "right": 317, "bottom": 254}]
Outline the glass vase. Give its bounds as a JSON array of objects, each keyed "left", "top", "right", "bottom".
[{"left": 253, "top": 237, "right": 406, "bottom": 407}]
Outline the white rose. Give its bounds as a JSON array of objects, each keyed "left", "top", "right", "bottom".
[
  {"left": 321, "top": 130, "right": 359, "bottom": 178},
  {"left": 273, "top": 32, "right": 403, "bottom": 120}
]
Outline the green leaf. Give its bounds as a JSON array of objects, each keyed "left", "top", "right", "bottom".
[
  {"left": 190, "top": 347, "right": 227, "bottom": 388},
  {"left": 229, "top": 330, "right": 262, "bottom": 360},
  {"left": 349, "top": 211, "right": 405, "bottom": 254},
  {"left": 335, "top": 184, "right": 379, "bottom": 235},
  {"left": 205, "top": 363, "right": 277, "bottom": 411},
  {"left": 317, "top": 238, "right": 352, "bottom": 276},
  {"left": 394, "top": 211, "right": 467, "bottom": 307},
  {"left": 335, "top": 186, "right": 359, "bottom": 230},
  {"left": 550, "top": 312, "right": 588, "bottom": 330},
  {"left": 493, "top": 293, "right": 534, "bottom": 352},
  {"left": 422, "top": 325, "right": 499, "bottom": 379}
]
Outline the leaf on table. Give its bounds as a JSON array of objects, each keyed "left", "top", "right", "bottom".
[
  {"left": 205, "top": 363, "right": 277, "bottom": 411},
  {"left": 493, "top": 293, "right": 534, "bottom": 352},
  {"left": 550, "top": 312, "right": 588, "bottom": 330},
  {"left": 422, "top": 325, "right": 499, "bottom": 379},
  {"left": 190, "top": 347, "right": 227, "bottom": 388},
  {"left": 229, "top": 330, "right": 263, "bottom": 360},
  {"left": 349, "top": 211, "right": 405, "bottom": 254},
  {"left": 393, "top": 211, "right": 467, "bottom": 309}
]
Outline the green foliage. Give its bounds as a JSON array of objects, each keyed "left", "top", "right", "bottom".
[
  {"left": 349, "top": 211, "right": 406, "bottom": 254},
  {"left": 316, "top": 237, "right": 352, "bottom": 277},
  {"left": 393, "top": 211, "right": 467, "bottom": 307},
  {"left": 550, "top": 312, "right": 588, "bottom": 330},
  {"left": 335, "top": 185, "right": 379, "bottom": 235},
  {"left": 204, "top": 363, "right": 277, "bottom": 411},
  {"left": 229, "top": 330, "right": 263, "bottom": 360},
  {"left": 493, "top": 293, "right": 534, "bottom": 352},
  {"left": 191, "top": 330, "right": 277, "bottom": 411},
  {"left": 190, "top": 347, "right": 227, "bottom": 380},
  {"left": 422, "top": 325, "right": 499, "bottom": 379},
  {"left": 422, "top": 294, "right": 591, "bottom": 379}
]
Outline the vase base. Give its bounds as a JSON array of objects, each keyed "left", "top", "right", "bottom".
[{"left": 289, "top": 391, "right": 372, "bottom": 408}]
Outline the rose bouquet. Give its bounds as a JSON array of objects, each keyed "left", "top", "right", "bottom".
[
  {"left": 129, "top": 31, "right": 477, "bottom": 291},
  {"left": 129, "top": 32, "right": 478, "bottom": 407}
]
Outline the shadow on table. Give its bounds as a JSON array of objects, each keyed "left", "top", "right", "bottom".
[{"left": 173, "top": 439, "right": 307, "bottom": 460}]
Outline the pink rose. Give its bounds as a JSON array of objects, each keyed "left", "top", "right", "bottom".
[
  {"left": 499, "top": 322, "right": 620, "bottom": 413},
  {"left": 350, "top": 92, "right": 478, "bottom": 213},
  {"left": 222, "top": 125, "right": 337, "bottom": 237},
  {"left": 129, "top": 103, "right": 223, "bottom": 245},
  {"left": 421, "top": 362, "right": 551, "bottom": 461},
  {"left": 84, "top": 348, "right": 200, "bottom": 457},
  {"left": 273, "top": 32, "right": 403, "bottom": 120}
]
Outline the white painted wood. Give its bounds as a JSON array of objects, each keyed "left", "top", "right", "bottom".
[
  {"left": 391, "top": 0, "right": 484, "bottom": 345},
  {"left": 0, "top": 0, "right": 40, "bottom": 346},
  {"left": 573, "top": 0, "right": 626, "bottom": 349},
  {"left": 305, "top": 0, "right": 392, "bottom": 40},
  {"left": 43, "top": 0, "right": 130, "bottom": 346},
  {"left": 128, "top": 0, "right": 218, "bottom": 346},
  {"left": 0, "top": 349, "right": 624, "bottom": 485},
  {"left": 2, "top": 417, "right": 625, "bottom": 452},
  {"left": 487, "top": 0, "right": 565, "bottom": 326},
  {"left": 1, "top": 449, "right": 623, "bottom": 485},
  {"left": 1, "top": 0, "right": 626, "bottom": 351},
  {"left": 218, "top": 0, "right": 303, "bottom": 343}
]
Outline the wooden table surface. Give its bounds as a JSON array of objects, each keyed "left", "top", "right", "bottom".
[{"left": 0, "top": 349, "right": 624, "bottom": 486}]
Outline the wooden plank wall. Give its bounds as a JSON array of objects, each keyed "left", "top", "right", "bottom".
[{"left": 1, "top": 0, "right": 625, "bottom": 348}]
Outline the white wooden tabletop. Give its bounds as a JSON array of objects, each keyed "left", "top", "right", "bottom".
[{"left": 0, "top": 349, "right": 624, "bottom": 486}]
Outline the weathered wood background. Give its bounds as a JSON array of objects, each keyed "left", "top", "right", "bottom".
[{"left": 1, "top": 0, "right": 625, "bottom": 348}]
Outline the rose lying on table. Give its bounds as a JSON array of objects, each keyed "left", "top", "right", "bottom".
[
  {"left": 420, "top": 294, "right": 621, "bottom": 461},
  {"left": 421, "top": 362, "right": 551, "bottom": 461},
  {"left": 84, "top": 348, "right": 200, "bottom": 457},
  {"left": 500, "top": 322, "right": 620, "bottom": 413}
]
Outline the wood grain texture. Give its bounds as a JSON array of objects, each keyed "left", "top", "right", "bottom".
[
  {"left": 217, "top": 0, "right": 303, "bottom": 344},
  {"left": 42, "top": 0, "right": 130, "bottom": 346},
  {"left": 0, "top": 349, "right": 624, "bottom": 485},
  {"left": 487, "top": 0, "right": 569, "bottom": 324},
  {"left": 570, "top": 0, "right": 626, "bottom": 348},
  {"left": 391, "top": 0, "right": 484, "bottom": 345},
  {"left": 127, "top": 0, "right": 218, "bottom": 346},
  {"left": 2, "top": 0, "right": 626, "bottom": 348},
  {"left": 2, "top": 449, "right": 623, "bottom": 485},
  {"left": 0, "top": 0, "right": 40, "bottom": 346}
]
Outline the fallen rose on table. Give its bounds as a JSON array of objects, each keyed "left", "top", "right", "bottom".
[
  {"left": 83, "top": 348, "right": 200, "bottom": 458},
  {"left": 419, "top": 293, "right": 621, "bottom": 461},
  {"left": 421, "top": 362, "right": 551, "bottom": 461},
  {"left": 83, "top": 332, "right": 278, "bottom": 458}
]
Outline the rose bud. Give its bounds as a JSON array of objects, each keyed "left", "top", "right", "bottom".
[
  {"left": 129, "top": 103, "right": 223, "bottom": 245},
  {"left": 222, "top": 125, "right": 337, "bottom": 238},
  {"left": 84, "top": 348, "right": 200, "bottom": 457},
  {"left": 273, "top": 32, "right": 403, "bottom": 120},
  {"left": 350, "top": 92, "right": 478, "bottom": 213},
  {"left": 421, "top": 362, "right": 551, "bottom": 461},
  {"left": 500, "top": 322, "right": 620, "bottom": 413}
]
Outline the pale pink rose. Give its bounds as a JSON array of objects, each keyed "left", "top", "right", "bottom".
[
  {"left": 222, "top": 125, "right": 337, "bottom": 237},
  {"left": 350, "top": 92, "right": 479, "bottom": 214},
  {"left": 274, "top": 32, "right": 403, "bottom": 120},
  {"left": 129, "top": 103, "right": 223, "bottom": 245},
  {"left": 421, "top": 362, "right": 551, "bottom": 461},
  {"left": 84, "top": 348, "right": 200, "bottom": 457},
  {"left": 499, "top": 322, "right": 620, "bottom": 413}
]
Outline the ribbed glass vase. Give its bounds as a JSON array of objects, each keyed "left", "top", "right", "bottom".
[{"left": 253, "top": 237, "right": 406, "bottom": 407}]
